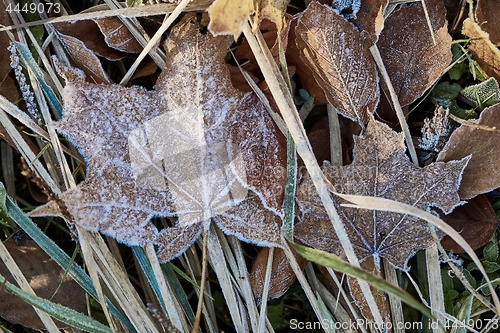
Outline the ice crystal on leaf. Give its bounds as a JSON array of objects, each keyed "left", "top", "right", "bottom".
[
  {"left": 295, "top": 117, "right": 470, "bottom": 272},
  {"left": 295, "top": 1, "right": 379, "bottom": 126},
  {"left": 30, "top": 17, "right": 286, "bottom": 262}
]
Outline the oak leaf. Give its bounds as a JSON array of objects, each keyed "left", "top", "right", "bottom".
[
  {"left": 294, "top": 1, "right": 379, "bottom": 125},
  {"left": 437, "top": 104, "right": 500, "bottom": 199},
  {"left": 31, "top": 17, "right": 286, "bottom": 262},
  {"left": 295, "top": 117, "right": 469, "bottom": 271},
  {"left": 377, "top": 0, "right": 452, "bottom": 107}
]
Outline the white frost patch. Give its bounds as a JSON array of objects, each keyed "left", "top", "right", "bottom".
[{"left": 128, "top": 112, "right": 248, "bottom": 226}]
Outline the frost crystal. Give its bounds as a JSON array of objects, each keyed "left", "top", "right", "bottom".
[
  {"left": 8, "top": 43, "right": 41, "bottom": 125},
  {"left": 419, "top": 106, "right": 451, "bottom": 152},
  {"left": 332, "top": 0, "right": 361, "bottom": 19}
]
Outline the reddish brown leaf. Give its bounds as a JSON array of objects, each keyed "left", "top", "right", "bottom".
[
  {"left": 250, "top": 246, "right": 307, "bottom": 302},
  {"left": 440, "top": 195, "right": 499, "bottom": 252},
  {"left": 31, "top": 17, "right": 286, "bottom": 262},
  {"left": 352, "top": 0, "right": 389, "bottom": 44},
  {"left": 437, "top": 104, "right": 500, "bottom": 199},
  {"left": 377, "top": 0, "right": 452, "bottom": 107},
  {"left": 295, "top": 1, "right": 379, "bottom": 125},
  {"left": 0, "top": 238, "right": 86, "bottom": 329},
  {"left": 308, "top": 127, "right": 330, "bottom": 164},
  {"left": 476, "top": 0, "right": 500, "bottom": 46},
  {"left": 295, "top": 117, "right": 469, "bottom": 272},
  {"left": 462, "top": 18, "right": 500, "bottom": 82}
]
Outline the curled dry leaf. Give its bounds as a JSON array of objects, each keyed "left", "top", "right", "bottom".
[
  {"left": 462, "top": 18, "right": 500, "bottom": 82},
  {"left": 207, "top": 0, "right": 289, "bottom": 38},
  {"left": 295, "top": 117, "right": 469, "bottom": 272},
  {"left": 440, "top": 195, "right": 499, "bottom": 252},
  {"left": 437, "top": 104, "right": 500, "bottom": 199},
  {"left": 377, "top": 0, "right": 452, "bottom": 107},
  {"left": 52, "top": 21, "right": 126, "bottom": 61},
  {"left": 476, "top": 0, "right": 500, "bottom": 46},
  {"left": 295, "top": 1, "right": 379, "bottom": 125},
  {"left": 55, "top": 31, "right": 111, "bottom": 84},
  {"left": 30, "top": 17, "right": 286, "bottom": 262},
  {"left": 0, "top": 238, "right": 86, "bottom": 329},
  {"left": 93, "top": 17, "right": 143, "bottom": 53}
]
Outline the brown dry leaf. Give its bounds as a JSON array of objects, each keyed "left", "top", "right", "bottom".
[
  {"left": 250, "top": 246, "right": 307, "bottom": 302},
  {"left": 295, "top": 1, "right": 379, "bottom": 125},
  {"left": 56, "top": 32, "right": 111, "bottom": 84},
  {"left": 476, "top": 0, "right": 500, "bottom": 46},
  {"left": 234, "top": 18, "right": 289, "bottom": 79},
  {"left": 440, "top": 195, "right": 499, "bottom": 252},
  {"left": 437, "top": 104, "right": 500, "bottom": 199},
  {"left": 377, "top": 0, "right": 452, "bottom": 107},
  {"left": 207, "top": 0, "right": 289, "bottom": 38},
  {"left": 53, "top": 21, "right": 127, "bottom": 61},
  {"left": 347, "top": 257, "right": 390, "bottom": 322},
  {"left": 352, "top": 0, "right": 389, "bottom": 44},
  {"left": 93, "top": 17, "right": 143, "bottom": 53},
  {"left": 462, "top": 18, "right": 500, "bottom": 81},
  {"left": 295, "top": 117, "right": 469, "bottom": 272},
  {"left": 31, "top": 17, "right": 286, "bottom": 262},
  {"left": 286, "top": 17, "right": 327, "bottom": 105},
  {"left": 0, "top": 238, "right": 86, "bottom": 329}
]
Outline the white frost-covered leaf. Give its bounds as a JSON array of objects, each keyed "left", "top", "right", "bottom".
[{"left": 30, "top": 17, "right": 286, "bottom": 262}]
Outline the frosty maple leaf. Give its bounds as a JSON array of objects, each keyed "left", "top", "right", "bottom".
[
  {"left": 294, "top": 117, "right": 470, "bottom": 271},
  {"left": 30, "top": 17, "right": 286, "bottom": 262}
]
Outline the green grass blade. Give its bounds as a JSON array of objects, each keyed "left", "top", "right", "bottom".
[
  {"left": 162, "top": 263, "right": 196, "bottom": 323},
  {"left": 282, "top": 130, "right": 297, "bottom": 241},
  {"left": 0, "top": 273, "right": 112, "bottom": 333},
  {"left": 132, "top": 246, "right": 167, "bottom": 312},
  {"left": 290, "top": 241, "right": 434, "bottom": 321}
]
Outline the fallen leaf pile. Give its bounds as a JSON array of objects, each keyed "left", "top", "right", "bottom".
[{"left": 3, "top": 0, "right": 500, "bottom": 327}]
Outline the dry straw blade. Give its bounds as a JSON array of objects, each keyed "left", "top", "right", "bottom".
[{"left": 336, "top": 192, "right": 500, "bottom": 316}]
